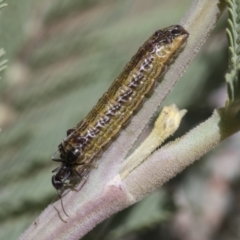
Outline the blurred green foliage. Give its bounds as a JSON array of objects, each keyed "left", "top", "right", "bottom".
[{"left": 0, "top": 0, "right": 232, "bottom": 239}]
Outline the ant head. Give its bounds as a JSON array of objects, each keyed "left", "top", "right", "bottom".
[
  {"left": 52, "top": 166, "right": 71, "bottom": 217},
  {"left": 52, "top": 175, "right": 64, "bottom": 191},
  {"left": 51, "top": 165, "right": 71, "bottom": 191}
]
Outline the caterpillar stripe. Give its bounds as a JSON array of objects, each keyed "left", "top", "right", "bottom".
[{"left": 52, "top": 25, "right": 189, "bottom": 191}]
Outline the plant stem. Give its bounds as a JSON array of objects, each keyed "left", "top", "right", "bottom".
[{"left": 19, "top": 0, "right": 227, "bottom": 239}]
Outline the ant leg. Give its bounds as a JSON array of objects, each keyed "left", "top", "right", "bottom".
[
  {"left": 90, "top": 164, "right": 97, "bottom": 169},
  {"left": 57, "top": 189, "right": 69, "bottom": 217},
  {"left": 73, "top": 168, "right": 84, "bottom": 179},
  {"left": 62, "top": 171, "right": 71, "bottom": 183},
  {"left": 52, "top": 166, "right": 62, "bottom": 173}
]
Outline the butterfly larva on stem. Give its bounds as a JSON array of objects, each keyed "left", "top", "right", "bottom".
[{"left": 52, "top": 25, "right": 189, "bottom": 192}]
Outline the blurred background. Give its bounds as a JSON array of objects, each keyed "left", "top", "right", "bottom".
[{"left": 0, "top": 0, "right": 240, "bottom": 239}]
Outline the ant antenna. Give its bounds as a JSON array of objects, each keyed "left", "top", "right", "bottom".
[{"left": 56, "top": 190, "right": 69, "bottom": 217}]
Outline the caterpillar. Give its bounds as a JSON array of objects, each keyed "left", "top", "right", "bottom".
[{"left": 52, "top": 25, "right": 189, "bottom": 192}]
